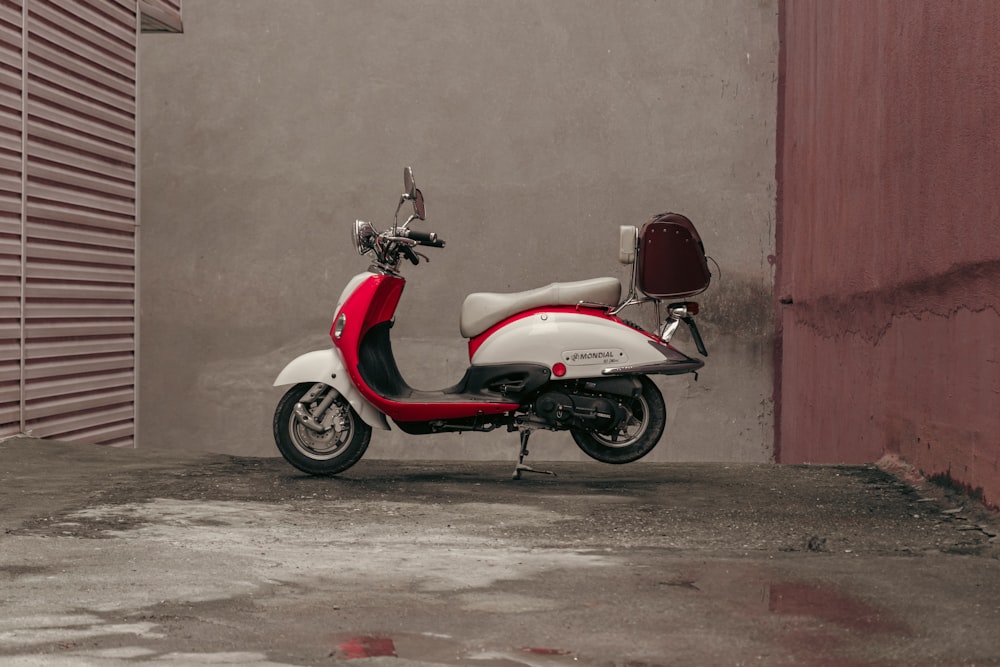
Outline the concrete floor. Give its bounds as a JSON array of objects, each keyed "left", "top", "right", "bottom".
[{"left": 1, "top": 437, "right": 998, "bottom": 666}]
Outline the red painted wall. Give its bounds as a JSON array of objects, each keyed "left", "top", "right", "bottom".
[{"left": 776, "top": 1, "right": 1000, "bottom": 507}]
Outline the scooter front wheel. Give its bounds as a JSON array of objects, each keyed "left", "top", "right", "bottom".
[
  {"left": 571, "top": 376, "right": 666, "bottom": 464},
  {"left": 273, "top": 382, "right": 372, "bottom": 475}
]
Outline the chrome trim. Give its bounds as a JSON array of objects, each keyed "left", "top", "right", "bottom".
[
  {"left": 610, "top": 294, "right": 648, "bottom": 316},
  {"left": 293, "top": 403, "right": 328, "bottom": 432},
  {"left": 601, "top": 358, "right": 704, "bottom": 376},
  {"left": 659, "top": 317, "right": 680, "bottom": 342},
  {"left": 576, "top": 300, "right": 613, "bottom": 311}
]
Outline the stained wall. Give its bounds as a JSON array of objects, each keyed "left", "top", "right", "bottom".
[
  {"left": 139, "top": 1, "right": 779, "bottom": 462},
  {"left": 777, "top": 1, "right": 1000, "bottom": 505}
]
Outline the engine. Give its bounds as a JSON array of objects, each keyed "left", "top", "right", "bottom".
[{"left": 533, "top": 390, "right": 626, "bottom": 432}]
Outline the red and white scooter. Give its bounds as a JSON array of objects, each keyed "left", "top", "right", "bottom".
[{"left": 273, "top": 167, "right": 711, "bottom": 478}]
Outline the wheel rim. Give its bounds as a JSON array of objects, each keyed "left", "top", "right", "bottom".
[
  {"left": 592, "top": 394, "right": 650, "bottom": 448},
  {"left": 287, "top": 394, "right": 354, "bottom": 461}
]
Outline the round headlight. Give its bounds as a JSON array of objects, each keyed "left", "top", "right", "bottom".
[{"left": 352, "top": 220, "right": 377, "bottom": 255}]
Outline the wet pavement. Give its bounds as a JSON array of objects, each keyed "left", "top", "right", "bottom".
[{"left": 1, "top": 436, "right": 999, "bottom": 666}]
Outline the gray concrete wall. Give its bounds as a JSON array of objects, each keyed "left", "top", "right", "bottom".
[{"left": 138, "top": 0, "right": 777, "bottom": 462}]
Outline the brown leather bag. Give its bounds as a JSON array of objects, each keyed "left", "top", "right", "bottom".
[{"left": 636, "top": 213, "right": 711, "bottom": 299}]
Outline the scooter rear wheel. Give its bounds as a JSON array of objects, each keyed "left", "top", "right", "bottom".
[
  {"left": 273, "top": 382, "right": 372, "bottom": 475},
  {"left": 570, "top": 376, "right": 666, "bottom": 464}
]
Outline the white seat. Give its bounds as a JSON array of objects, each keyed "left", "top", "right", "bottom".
[{"left": 460, "top": 277, "right": 622, "bottom": 338}]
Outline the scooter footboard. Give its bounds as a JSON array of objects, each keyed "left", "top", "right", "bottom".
[{"left": 274, "top": 349, "right": 390, "bottom": 430}]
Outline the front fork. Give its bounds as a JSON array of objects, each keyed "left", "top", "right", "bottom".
[{"left": 293, "top": 383, "right": 342, "bottom": 433}]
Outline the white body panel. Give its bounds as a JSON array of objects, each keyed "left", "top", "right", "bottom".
[
  {"left": 337, "top": 271, "right": 374, "bottom": 309},
  {"left": 470, "top": 311, "right": 680, "bottom": 379},
  {"left": 273, "top": 348, "right": 390, "bottom": 430}
]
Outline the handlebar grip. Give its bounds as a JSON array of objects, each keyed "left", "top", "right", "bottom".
[
  {"left": 405, "top": 229, "right": 437, "bottom": 244},
  {"left": 401, "top": 229, "right": 445, "bottom": 248}
]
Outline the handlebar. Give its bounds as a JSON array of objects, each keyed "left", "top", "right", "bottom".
[{"left": 398, "top": 228, "right": 445, "bottom": 248}]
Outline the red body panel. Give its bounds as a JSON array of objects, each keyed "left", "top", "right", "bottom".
[{"left": 332, "top": 274, "right": 518, "bottom": 421}]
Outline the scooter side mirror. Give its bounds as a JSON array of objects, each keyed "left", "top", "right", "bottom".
[
  {"left": 401, "top": 167, "right": 425, "bottom": 222},
  {"left": 404, "top": 166, "right": 416, "bottom": 198},
  {"left": 413, "top": 188, "right": 425, "bottom": 221},
  {"left": 618, "top": 225, "right": 637, "bottom": 264}
]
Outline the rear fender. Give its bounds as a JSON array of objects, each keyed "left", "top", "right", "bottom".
[
  {"left": 273, "top": 348, "right": 390, "bottom": 430},
  {"left": 471, "top": 311, "right": 688, "bottom": 379}
]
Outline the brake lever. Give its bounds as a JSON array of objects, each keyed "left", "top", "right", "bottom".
[{"left": 400, "top": 245, "right": 420, "bottom": 265}]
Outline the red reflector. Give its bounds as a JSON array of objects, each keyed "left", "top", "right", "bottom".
[
  {"left": 687, "top": 301, "right": 699, "bottom": 316},
  {"left": 552, "top": 363, "right": 567, "bottom": 377}
]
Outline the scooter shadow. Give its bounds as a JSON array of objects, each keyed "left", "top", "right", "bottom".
[{"left": 281, "top": 459, "right": 692, "bottom": 495}]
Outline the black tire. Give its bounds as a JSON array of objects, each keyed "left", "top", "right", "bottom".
[
  {"left": 273, "top": 382, "right": 372, "bottom": 475},
  {"left": 571, "top": 376, "right": 666, "bottom": 464}
]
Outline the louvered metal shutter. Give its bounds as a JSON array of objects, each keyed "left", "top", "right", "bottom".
[
  {"left": 0, "top": 0, "right": 139, "bottom": 447},
  {"left": 0, "top": 0, "right": 23, "bottom": 438},
  {"left": 24, "top": 0, "right": 138, "bottom": 446},
  {"left": 138, "top": 0, "right": 180, "bottom": 33}
]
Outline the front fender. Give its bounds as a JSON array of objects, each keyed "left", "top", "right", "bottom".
[{"left": 273, "top": 348, "right": 389, "bottom": 430}]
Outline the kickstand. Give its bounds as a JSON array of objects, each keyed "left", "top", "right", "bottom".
[{"left": 512, "top": 428, "right": 556, "bottom": 480}]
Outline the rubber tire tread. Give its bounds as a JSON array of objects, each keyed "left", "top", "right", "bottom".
[
  {"left": 570, "top": 376, "right": 666, "bottom": 464},
  {"left": 273, "top": 383, "right": 372, "bottom": 476}
]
